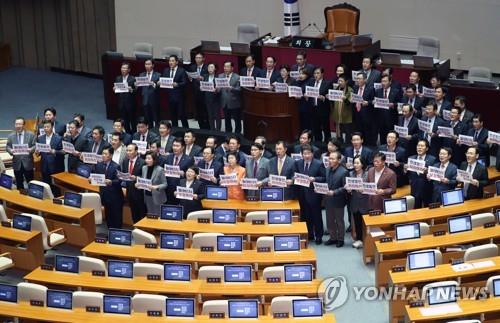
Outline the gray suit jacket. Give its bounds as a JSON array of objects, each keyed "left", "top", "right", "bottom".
[
  {"left": 6, "top": 131, "right": 36, "bottom": 171},
  {"left": 218, "top": 72, "right": 241, "bottom": 109},
  {"left": 141, "top": 165, "right": 168, "bottom": 205},
  {"left": 245, "top": 157, "right": 270, "bottom": 181}
]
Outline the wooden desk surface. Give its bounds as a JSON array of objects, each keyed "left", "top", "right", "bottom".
[
  {"left": 25, "top": 268, "right": 321, "bottom": 297},
  {"left": 0, "top": 301, "right": 336, "bottom": 322},
  {"left": 82, "top": 243, "right": 317, "bottom": 267},
  {"left": 0, "top": 226, "right": 40, "bottom": 243},
  {"left": 134, "top": 218, "right": 308, "bottom": 237},
  {"left": 202, "top": 199, "right": 300, "bottom": 211},
  {"left": 52, "top": 172, "right": 99, "bottom": 192},
  {"left": 376, "top": 225, "right": 500, "bottom": 255},
  {"left": 488, "top": 167, "right": 500, "bottom": 181}
]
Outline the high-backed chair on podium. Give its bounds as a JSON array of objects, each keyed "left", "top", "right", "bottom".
[
  {"left": 237, "top": 24, "right": 259, "bottom": 43},
  {"left": 323, "top": 3, "right": 360, "bottom": 42},
  {"left": 161, "top": 46, "right": 183, "bottom": 60},
  {"left": 468, "top": 67, "right": 492, "bottom": 82},
  {"left": 417, "top": 36, "right": 440, "bottom": 59},
  {"left": 133, "top": 42, "right": 153, "bottom": 57}
]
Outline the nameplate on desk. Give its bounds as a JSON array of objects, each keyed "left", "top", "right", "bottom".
[
  {"left": 206, "top": 277, "right": 221, "bottom": 283},
  {"left": 273, "top": 312, "right": 290, "bottom": 319},
  {"left": 257, "top": 247, "right": 271, "bottom": 253},
  {"left": 209, "top": 313, "right": 225, "bottom": 319},
  {"left": 246, "top": 196, "right": 258, "bottom": 202},
  {"left": 41, "top": 264, "right": 54, "bottom": 271},
  {"left": 52, "top": 198, "right": 62, "bottom": 205},
  {"left": 92, "top": 270, "right": 105, "bottom": 277},
  {"left": 198, "top": 218, "right": 210, "bottom": 224},
  {"left": 146, "top": 214, "right": 159, "bottom": 219},
  {"left": 451, "top": 258, "right": 464, "bottom": 265},
  {"left": 19, "top": 189, "right": 28, "bottom": 195},
  {"left": 252, "top": 219, "right": 265, "bottom": 225},
  {"left": 147, "top": 274, "right": 161, "bottom": 281},
  {"left": 86, "top": 306, "right": 100, "bottom": 313},
  {"left": 380, "top": 236, "right": 393, "bottom": 243},
  {"left": 147, "top": 310, "right": 162, "bottom": 317},
  {"left": 369, "top": 210, "right": 382, "bottom": 216},
  {"left": 291, "top": 36, "right": 322, "bottom": 49},
  {"left": 484, "top": 192, "right": 494, "bottom": 199},
  {"left": 409, "top": 301, "right": 424, "bottom": 308},
  {"left": 1, "top": 221, "right": 11, "bottom": 228},
  {"left": 30, "top": 300, "right": 44, "bottom": 307},
  {"left": 266, "top": 277, "right": 281, "bottom": 283},
  {"left": 95, "top": 237, "right": 107, "bottom": 243},
  {"left": 428, "top": 202, "right": 441, "bottom": 209},
  {"left": 145, "top": 243, "right": 158, "bottom": 249},
  {"left": 484, "top": 222, "right": 496, "bottom": 228},
  {"left": 433, "top": 230, "right": 446, "bottom": 236},
  {"left": 391, "top": 265, "right": 405, "bottom": 273},
  {"left": 201, "top": 246, "right": 214, "bottom": 252}
]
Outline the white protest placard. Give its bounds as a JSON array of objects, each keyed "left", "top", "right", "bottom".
[
  {"left": 269, "top": 175, "right": 287, "bottom": 188},
  {"left": 82, "top": 152, "right": 98, "bottom": 164},
  {"left": 397, "top": 102, "right": 404, "bottom": 114},
  {"left": 328, "top": 89, "right": 344, "bottom": 102},
  {"left": 117, "top": 170, "right": 134, "bottom": 181},
  {"left": 38, "top": 128, "right": 45, "bottom": 136},
  {"left": 215, "top": 77, "right": 230, "bottom": 89},
  {"left": 89, "top": 173, "right": 106, "bottom": 186},
  {"left": 459, "top": 134, "right": 475, "bottom": 146},
  {"left": 159, "top": 77, "right": 174, "bottom": 89},
  {"left": 442, "top": 109, "right": 451, "bottom": 121},
  {"left": 313, "top": 182, "right": 329, "bottom": 195},
  {"left": 288, "top": 86, "right": 303, "bottom": 98},
  {"left": 199, "top": 168, "right": 214, "bottom": 181},
  {"left": 135, "top": 76, "right": 150, "bottom": 87},
  {"left": 274, "top": 82, "right": 288, "bottom": 93},
  {"left": 200, "top": 81, "right": 215, "bottom": 92},
  {"left": 164, "top": 164, "right": 181, "bottom": 178},
  {"left": 294, "top": 172, "right": 311, "bottom": 187},
  {"left": 240, "top": 76, "right": 255, "bottom": 87},
  {"left": 12, "top": 144, "right": 30, "bottom": 155},
  {"left": 428, "top": 166, "right": 445, "bottom": 181},
  {"left": 345, "top": 177, "right": 363, "bottom": 190},
  {"left": 374, "top": 98, "right": 390, "bottom": 109},
  {"left": 35, "top": 143, "right": 51, "bottom": 153},
  {"left": 290, "top": 153, "right": 303, "bottom": 161},
  {"left": 380, "top": 151, "right": 396, "bottom": 164},
  {"left": 407, "top": 158, "right": 426, "bottom": 173},
  {"left": 422, "top": 86, "right": 435, "bottom": 98},
  {"left": 132, "top": 140, "right": 147, "bottom": 154},
  {"left": 95, "top": 155, "right": 103, "bottom": 163},
  {"left": 136, "top": 177, "right": 152, "bottom": 191},
  {"left": 351, "top": 70, "right": 360, "bottom": 80},
  {"left": 220, "top": 173, "right": 238, "bottom": 186},
  {"left": 417, "top": 119, "right": 432, "bottom": 133},
  {"left": 290, "top": 71, "right": 300, "bottom": 79},
  {"left": 62, "top": 141, "right": 75, "bottom": 154},
  {"left": 345, "top": 157, "right": 354, "bottom": 169},
  {"left": 241, "top": 178, "right": 259, "bottom": 190},
  {"left": 350, "top": 93, "right": 364, "bottom": 104},
  {"left": 373, "top": 82, "right": 382, "bottom": 90},
  {"left": 305, "top": 86, "right": 319, "bottom": 98},
  {"left": 176, "top": 186, "right": 194, "bottom": 200},
  {"left": 437, "top": 126, "right": 454, "bottom": 138},
  {"left": 193, "top": 156, "right": 203, "bottom": 165},
  {"left": 456, "top": 169, "right": 473, "bottom": 183},
  {"left": 394, "top": 125, "right": 408, "bottom": 137},
  {"left": 488, "top": 131, "right": 500, "bottom": 145},
  {"left": 362, "top": 182, "right": 377, "bottom": 195},
  {"left": 186, "top": 71, "right": 200, "bottom": 79},
  {"left": 114, "top": 82, "right": 128, "bottom": 93},
  {"left": 322, "top": 156, "right": 329, "bottom": 168},
  {"left": 256, "top": 77, "right": 271, "bottom": 89}
]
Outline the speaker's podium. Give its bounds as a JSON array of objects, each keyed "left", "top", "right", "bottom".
[{"left": 242, "top": 88, "right": 299, "bottom": 143}]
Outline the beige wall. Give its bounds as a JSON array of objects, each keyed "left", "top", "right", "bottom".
[{"left": 116, "top": 0, "right": 500, "bottom": 72}]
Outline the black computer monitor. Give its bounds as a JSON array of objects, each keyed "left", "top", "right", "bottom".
[
  {"left": 63, "top": 192, "right": 82, "bottom": 208},
  {"left": 267, "top": 209, "right": 292, "bottom": 224},
  {"left": 260, "top": 187, "right": 284, "bottom": 202},
  {"left": 28, "top": 182, "right": 44, "bottom": 200},
  {"left": 107, "top": 260, "right": 133, "bottom": 279},
  {"left": 274, "top": 235, "right": 300, "bottom": 251},
  {"left": 427, "top": 284, "right": 457, "bottom": 306},
  {"left": 407, "top": 250, "right": 436, "bottom": 271},
  {"left": 395, "top": 223, "right": 421, "bottom": 241},
  {"left": 160, "top": 204, "right": 183, "bottom": 221},
  {"left": 47, "top": 290, "right": 72, "bottom": 310},
  {"left": 496, "top": 180, "right": 500, "bottom": 196},
  {"left": 55, "top": 255, "right": 79, "bottom": 273},
  {"left": 292, "top": 298, "right": 323, "bottom": 318},
  {"left": 103, "top": 295, "right": 131, "bottom": 315},
  {"left": 0, "top": 173, "right": 13, "bottom": 190},
  {"left": 216, "top": 235, "right": 243, "bottom": 252},
  {"left": 206, "top": 186, "right": 228, "bottom": 200},
  {"left": 383, "top": 198, "right": 407, "bottom": 215},
  {"left": 12, "top": 214, "right": 32, "bottom": 231},
  {"left": 76, "top": 164, "right": 91, "bottom": 178},
  {"left": 212, "top": 209, "right": 237, "bottom": 224},
  {"left": 0, "top": 284, "right": 17, "bottom": 303},
  {"left": 166, "top": 298, "right": 195, "bottom": 317},
  {"left": 224, "top": 265, "right": 252, "bottom": 283},
  {"left": 108, "top": 229, "right": 132, "bottom": 246},
  {"left": 441, "top": 189, "right": 464, "bottom": 207},
  {"left": 160, "top": 233, "right": 185, "bottom": 250},
  {"left": 284, "top": 264, "right": 313, "bottom": 282},
  {"left": 493, "top": 278, "right": 500, "bottom": 297},
  {"left": 228, "top": 300, "right": 259, "bottom": 318},
  {"left": 164, "top": 263, "right": 191, "bottom": 282},
  {"left": 448, "top": 214, "right": 472, "bottom": 234}
]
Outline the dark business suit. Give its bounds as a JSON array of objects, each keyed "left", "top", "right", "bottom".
[
  {"left": 352, "top": 85, "right": 376, "bottom": 146},
  {"left": 85, "top": 140, "right": 111, "bottom": 155},
  {"left": 397, "top": 115, "right": 419, "bottom": 157},
  {"left": 377, "top": 145, "right": 407, "bottom": 187},
  {"left": 37, "top": 134, "right": 64, "bottom": 191},
  {"left": 158, "top": 135, "right": 174, "bottom": 154},
  {"left": 178, "top": 178, "right": 205, "bottom": 218},
  {"left": 245, "top": 157, "right": 270, "bottom": 198},
  {"left": 185, "top": 144, "right": 202, "bottom": 158},
  {"left": 458, "top": 161, "right": 488, "bottom": 200},
  {"left": 268, "top": 155, "right": 295, "bottom": 200},
  {"left": 324, "top": 165, "right": 348, "bottom": 241},
  {"left": 189, "top": 64, "right": 209, "bottom": 129},
  {"left": 294, "top": 159, "right": 326, "bottom": 240},
  {"left": 363, "top": 69, "right": 381, "bottom": 90},
  {"left": 203, "top": 74, "right": 221, "bottom": 131},
  {"left": 240, "top": 66, "right": 263, "bottom": 78},
  {"left": 6, "top": 130, "right": 36, "bottom": 189},
  {"left": 291, "top": 63, "right": 315, "bottom": 75},
  {"left": 407, "top": 154, "right": 436, "bottom": 208},
  {"left": 418, "top": 116, "right": 446, "bottom": 157},
  {"left": 132, "top": 131, "right": 158, "bottom": 147},
  {"left": 164, "top": 153, "right": 194, "bottom": 203},
  {"left": 307, "top": 78, "right": 333, "bottom": 142},
  {"left": 219, "top": 72, "right": 242, "bottom": 133},
  {"left": 460, "top": 109, "right": 474, "bottom": 128},
  {"left": 139, "top": 70, "right": 161, "bottom": 128},
  {"left": 436, "top": 100, "right": 452, "bottom": 118},
  {"left": 115, "top": 75, "right": 136, "bottom": 134},
  {"left": 431, "top": 162, "right": 458, "bottom": 203},
  {"left": 444, "top": 120, "right": 468, "bottom": 166},
  {"left": 401, "top": 96, "right": 424, "bottom": 118},
  {"left": 197, "top": 159, "right": 223, "bottom": 186},
  {"left": 262, "top": 69, "right": 280, "bottom": 84},
  {"left": 63, "top": 133, "right": 87, "bottom": 172},
  {"left": 366, "top": 166, "right": 397, "bottom": 211},
  {"left": 343, "top": 146, "right": 374, "bottom": 167},
  {"left": 162, "top": 66, "right": 188, "bottom": 128},
  {"left": 292, "top": 144, "right": 321, "bottom": 160},
  {"left": 292, "top": 78, "right": 312, "bottom": 132},
  {"left": 466, "top": 127, "right": 490, "bottom": 166},
  {"left": 374, "top": 86, "right": 402, "bottom": 144},
  {"left": 121, "top": 157, "right": 146, "bottom": 223},
  {"left": 95, "top": 161, "right": 124, "bottom": 228}
]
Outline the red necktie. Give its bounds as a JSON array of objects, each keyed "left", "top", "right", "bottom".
[{"left": 129, "top": 160, "right": 134, "bottom": 174}]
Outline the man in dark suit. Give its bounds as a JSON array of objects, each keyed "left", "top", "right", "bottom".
[
  {"left": 294, "top": 144, "right": 326, "bottom": 244},
  {"left": 406, "top": 139, "right": 436, "bottom": 208},
  {"left": 381, "top": 67, "right": 402, "bottom": 91},
  {"left": 430, "top": 147, "right": 457, "bottom": 203},
  {"left": 85, "top": 126, "right": 111, "bottom": 155},
  {"left": 189, "top": 52, "right": 209, "bottom": 129},
  {"left": 240, "top": 54, "right": 263, "bottom": 78},
  {"left": 324, "top": 151, "right": 348, "bottom": 247},
  {"left": 226, "top": 135, "right": 247, "bottom": 167},
  {"left": 361, "top": 56, "right": 381, "bottom": 90},
  {"left": 443, "top": 107, "right": 468, "bottom": 166},
  {"left": 36, "top": 120, "right": 64, "bottom": 193},
  {"left": 268, "top": 141, "right": 295, "bottom": 200},
  {"left": 183, "top": 130, "right": 202, "bottom": 158},
  {"left": 197, "top": 146, "right": 223, "bottom": 186},
  {"left": 458, "top": 147, "right": 489, "bottom": 200},
  {"left": 374, "top": 74, "right": 402, "bottom": 144},
  {"left": 162, "top": 55, "right": 188, "bottom": 128},
  {"left": 219, "top": 61, "right": 242, "bottom": 134},
  {"left": 215, "top": 137, "right": 229, "bottom": 163},
  {"left": 121, "top": 143, "right": 145, "bottom": 223},
  {"left": 455, "top": 96, "right": 474, "bottom": 127},
  {"left": 112, "top": 118, "right": 132, "bottom": 146},
  {"left": 254, "top": 136, "right": 274, "bottom": 159},
  {"left": 132, "top": 117, "right": 158, "bottom": 148},
  {"left": 6, "top": 117, "right": 36, "bottom": 189},
  {"left": 39, "top": 107, "right": 66, "bottom": 137},
  {"left": 401, "top": 84, "right": 424, "bottom": 118},
  {"left": 164, "top": 138, "right": 194, "bottom": 204},
  {"left": 408, "top": 70, "right": 423, "bottom": 95},
  {"left": 434, "top": 86, "right": 452, "bottom": 118},
  {"left": 292, "top": 130, "right": 321, "bottom": 159},
  {"left": 419, "top": 102, "right": 446, "bottom": 157},
  {"left": 158, "top": 120, "right": 174, "bottom": 154},
  {"left": 397, "top": 104, "right": 420, "bottom": 157},
  {"left": 138, "top": 59, "right": 161, "bottom": 129},
  {"left": 463, "top": 114, "right": 490, "bottom": 166},
  {"left": 307, "top": 67, "right": 332, "bottom": 142},
  {"left": 291, "top": 50, "right": 315, "bottom": 75},
  {"left": 262, "top": 56, "right": 280, "bottom": 84},
  {"left": 367, "top": 152, "right": 397, "bottom": 211},
  {"left": 114, "top": 62, "right": 136, "bottom": 134},
  {"left": 73, "top": 113, "right": 92, "bottom": 142},
  {"left": 63, "top": 120, "right": 88, "bottom": 172},
  {"left": 378, "top": 131, "right": 407, "bottom": 187},
  {"left": 95, "top": 147, "right": 124, "bottom": 228},
  {"left": 352, "top": 72, "right": 376, "bottom": 146},
  {"left": 245, "top": 143, "right": 270, "bottom": 198},
  {"left": 344, "top": 132, "right": 374, "bottom": 167}
]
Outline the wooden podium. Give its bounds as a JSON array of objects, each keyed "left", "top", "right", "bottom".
[{"left": 242, "top": 88, "right": 299, "bottom": 142}]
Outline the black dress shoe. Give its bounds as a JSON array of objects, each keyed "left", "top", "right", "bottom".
[
  {"left": 336, "top": 241, "right": 345, "bottom": 248},
  {"left": 324, "top": 239, "right": 337, "bottom": 246},
  {"left": 346, "top": 225, "right": 352, "bottom": 233},
  {"left": 315, "top": 238, "right": 323, "bottom": 245},
  {"left": 308, "top": 236, "right": 315, "bottom": 241},
  {"left": 323, "top": 230, "right": 329, "bottom": 236}
]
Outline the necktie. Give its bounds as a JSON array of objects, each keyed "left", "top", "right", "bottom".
[
  {"left": 141, "top": 135, "right": 145, "bottom": 142},
  {"left": 186, "top": 146, "right": 191, "bottom": 156},
  {"left": 129, "top": 160, "right": 134, "bottom": 174},
  {"left": 161, "top": 137, "right": 166, "bottom": 148},
  {"left": 267, "top": 70, "right": 271, "bottom": 79},
  {"left": 197, "top": 66, "right": 201, "bottom": 74},
  {"left": 384, "top": 89, "right": 388, "bottom": 98},
  {"left": 253, "top": 160, "right": 258, "bottom": 178},
  {"left": 355, "top": 150, "right": 360, "bottom": 158},
  {"left": 92, "top": 143, "right": 98, "bottom": 153},
  {"left": 404, "top": 118, "right": 409, "bottom": 127},
  {"left": 170, "top": 69, "right": 174, "bottom": 78},
  {"left": 205, "top": 162, "right": 209, "bottom": 169},
  {"left": 247, "top": 68, "right": 252, "bottom": 76},
  {"left": 277, "top": 158, "right": 283, "bottom": 175},
  {"left": 105, "top": 162, "right": 109, "bottom": 174},
  {"left": 474, "top": 130, "right": 479, "bottom": 141},
  {"left": 147, "top": 72, "right": 151, "bottom": 81},
  {"left": 174, "top": 156, "right": 179, "bottom": 166},
  {"left": 464, "top": 164, "right": 472, "bottom": 198},
  {"left": 418, "top": 156, "right": 422, "bottom": 160},
  {"left": 18, "top": 133, "right": 21, "bottom": 144},
  {"left": 304, "top": 162, "right": 309, "bottom": 174},
  {"left": 356, "top": 87, "right": 363, "bottom": 112},
  {"left": 314, "top": 80, "right": 319, "bottom": 106}
]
